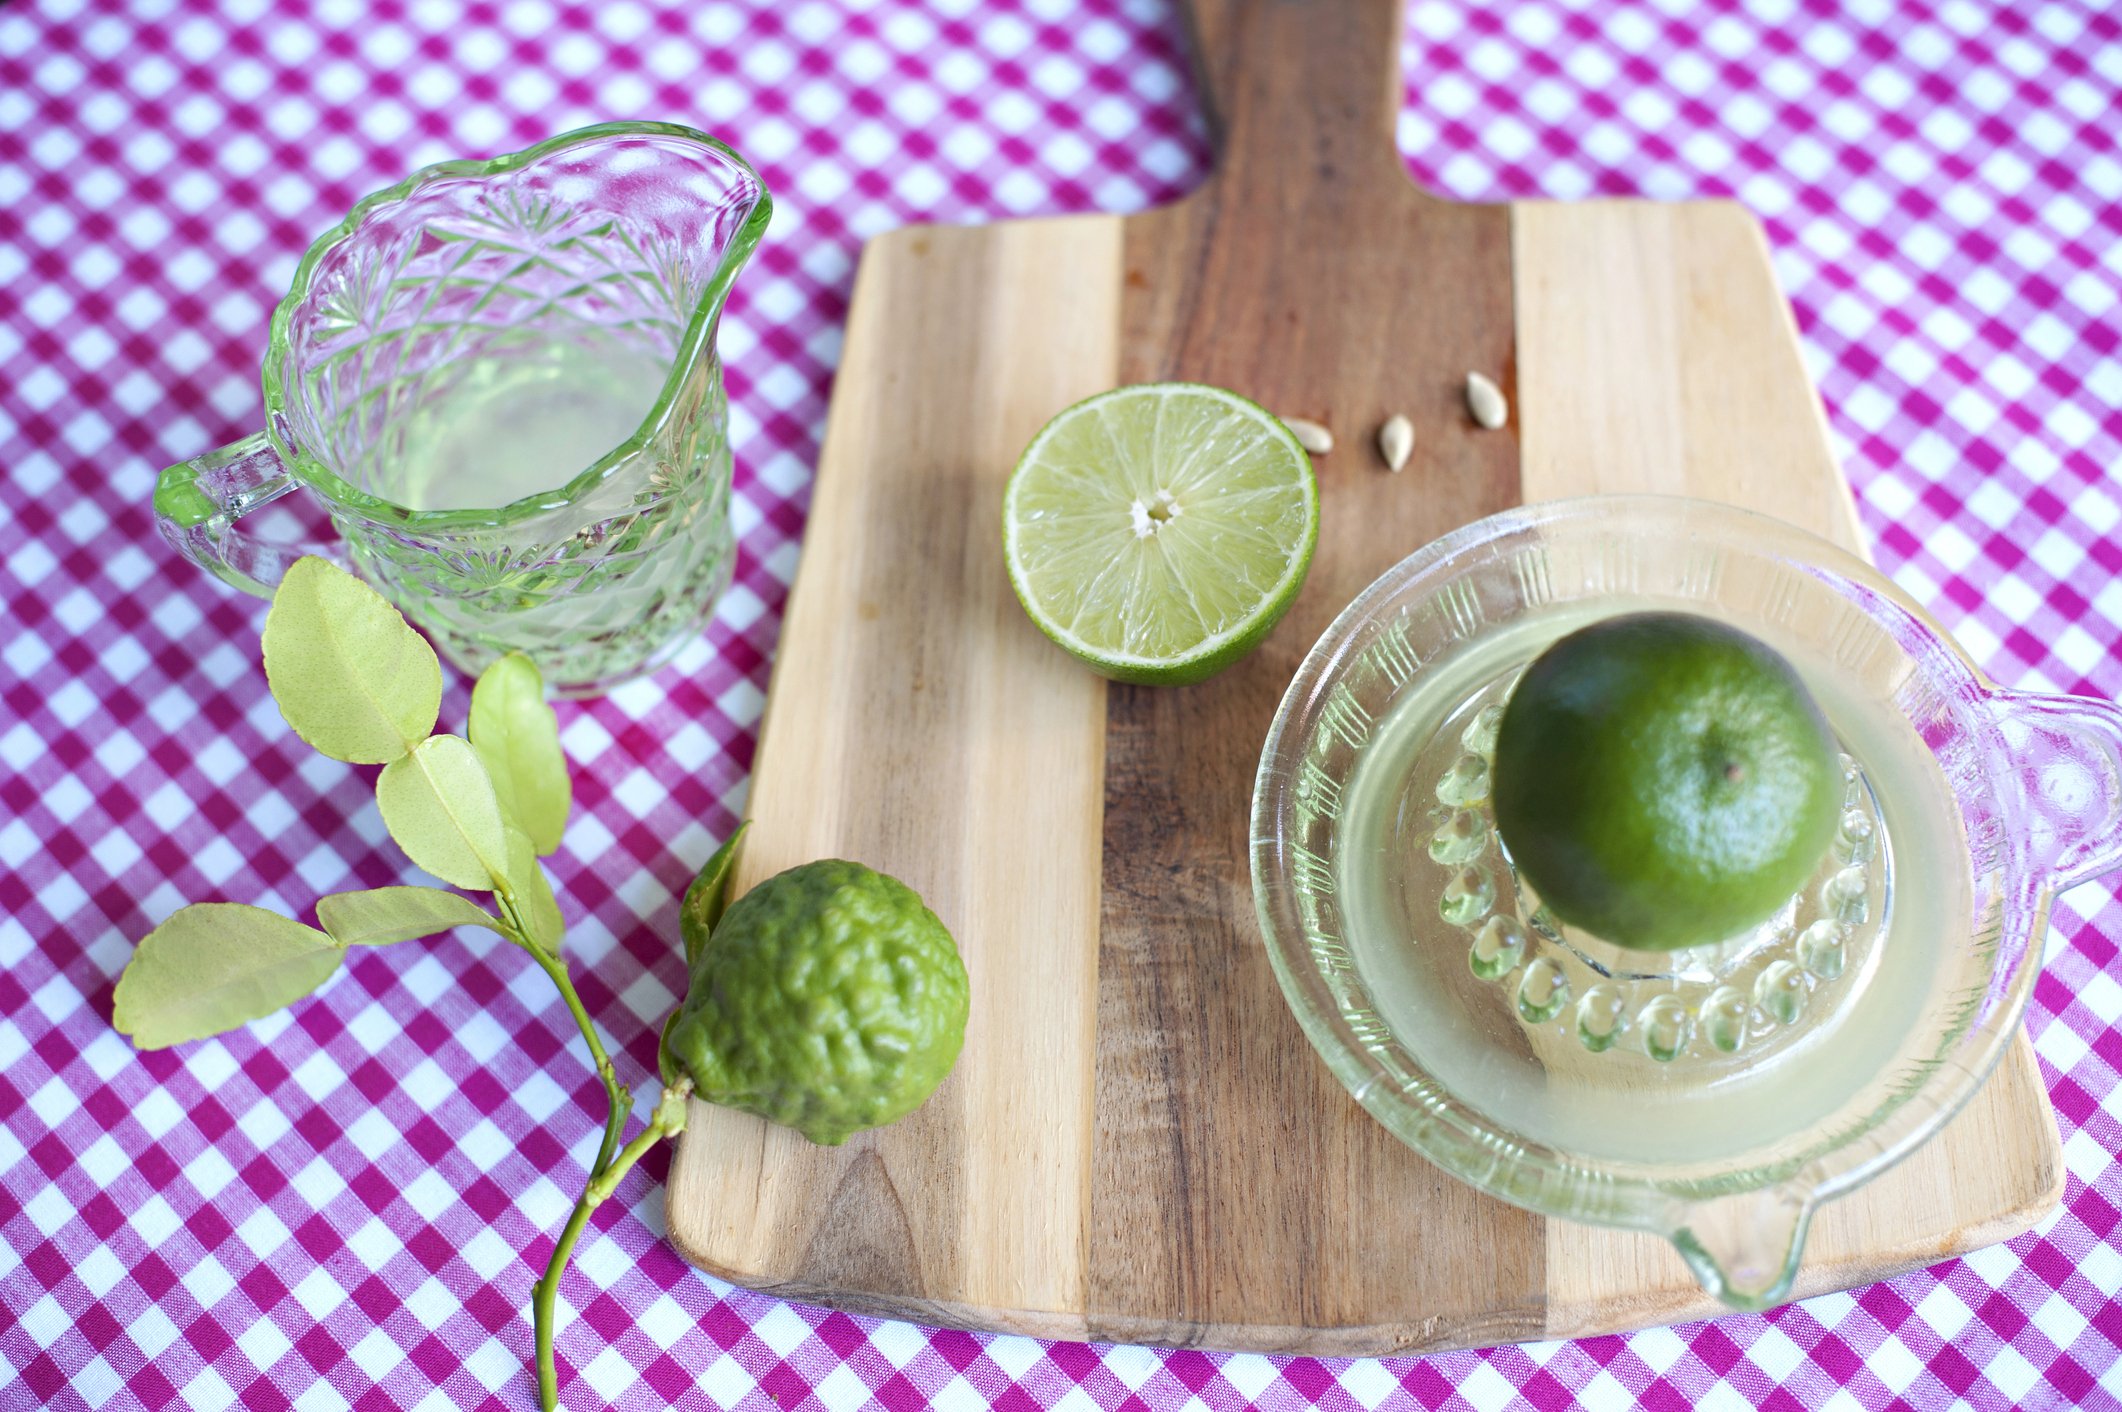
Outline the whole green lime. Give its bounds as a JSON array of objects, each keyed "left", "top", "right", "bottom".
[
  {"left": 663, "top": 859, "right": 969, "bottom": 1145},
  {"left": 1490, "top": 612, "right": 1841, "bottom": 952}
]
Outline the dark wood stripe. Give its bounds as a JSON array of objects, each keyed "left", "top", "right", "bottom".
[{"left": 1088, "top": 0, "right": 1546, "bottom": 1348}]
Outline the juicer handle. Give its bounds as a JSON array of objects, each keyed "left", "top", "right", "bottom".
[
  {"left": 1668, "top": 1182, "right": 1816, "bottom": 1314},
  {"left": 1992, "top": 689, "right": 2122, "bottom": 894},
  {"left": 153, "top": 433, "right": 344, "bottom": 597}
]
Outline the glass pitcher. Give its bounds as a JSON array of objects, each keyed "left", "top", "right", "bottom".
[
  {"left": 153, "top": 122, "right": 771, "bottom": 696},
  {"left": 1253, "top": 495, "right": 2122, "bottom": 1311}
]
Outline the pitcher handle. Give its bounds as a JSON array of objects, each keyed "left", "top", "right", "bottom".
[
  {"left": 1990, "top": 689, "right": 2122, "bottom": 894},
  {"left": 153, "top": 433, "right": 343, "bottom": 597}
]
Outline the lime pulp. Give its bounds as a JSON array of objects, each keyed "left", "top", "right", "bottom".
[{"left": 1002, "top": 383, "right": 1319, "bottom": 686}]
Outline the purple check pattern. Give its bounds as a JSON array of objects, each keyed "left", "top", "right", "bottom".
[{"left": 3, "top": 0, "right": 2119, "bottom": 1408}]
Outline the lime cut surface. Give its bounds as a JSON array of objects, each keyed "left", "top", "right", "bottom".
[
  {"left": 1490, "top": 611, "right": 1842, "bottom": 952},
  {"left": 1003, "top": 383, "right": 1319, "bottom": 686}
]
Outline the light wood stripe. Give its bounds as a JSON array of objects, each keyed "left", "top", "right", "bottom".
[
  {"left": 664, "top": 216, "right": 1120, "bottom": 1333},
  {"left": 1514, "top": 196, "right": 2062, "bottom": 1336}
]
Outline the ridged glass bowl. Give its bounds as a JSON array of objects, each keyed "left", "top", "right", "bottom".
[{"left": 1251, "top": 496, "right": 2122, "bottom": 1309}]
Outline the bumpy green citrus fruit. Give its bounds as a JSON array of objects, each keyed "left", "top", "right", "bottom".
[
  {"left": 1490, "top": 612, "right": 1841, "bottom": 952},
  {"left": 663, "top": 859, "right": 969, "bottom": 1145}
]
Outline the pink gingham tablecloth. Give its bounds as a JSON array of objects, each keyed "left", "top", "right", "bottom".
[{"left": 4, "top": 0, "right": 2121, "bottom": 1407}]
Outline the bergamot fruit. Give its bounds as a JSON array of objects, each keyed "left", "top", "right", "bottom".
[{"left": 663, "top": 859, "right": 969, "bottom": 1145}]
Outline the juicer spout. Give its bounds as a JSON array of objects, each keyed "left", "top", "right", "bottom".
[{"left": 1669, "top": 1182, "right": 1816, "bottom": 1313}]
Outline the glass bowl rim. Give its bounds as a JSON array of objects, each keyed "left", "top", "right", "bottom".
[{"left": 1248, "top": 493, "right": 2045, "bottom": 1230}]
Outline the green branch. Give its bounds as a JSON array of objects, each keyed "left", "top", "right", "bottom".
[
  {"left": 519, "top": 936, "right": 631, "bottom": 1177},
  {"left": 531, "top": 1081, "right": 691, "bottom": 1411},
  {"left": 125, "top": 562, "right": 705, "bottom": 1412},
  {"left": 500, "top": 881, "right": 678, "bottom": 1412}
]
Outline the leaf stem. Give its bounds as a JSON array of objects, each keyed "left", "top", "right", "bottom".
[
  {"left": 498, "top": 888, "right": 665, "bottom": 1412},
  {"left": 531, "top": 1081, "right": 690, "bottom": 1412},
  {"left": 491, "top": 888, "right": 629, "bottom": 1177},
  {"left": 532, "top": 1183, "right": 598, "bottom": 1412},
  {"left": 524, "top": 942, "right": 631, "bottom": 1176}
]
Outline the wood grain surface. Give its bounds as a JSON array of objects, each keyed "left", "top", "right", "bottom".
[
  {"left": 1513, "top": 196, "right": 2065, "bottom": 1336},
  {"left": 1090, "top": 0, "right": 1538, "bottom": 1353},
  {"left": 663, "top": 217, "right": 1121, "bottom": 1336},
  {"left": 665, "top": 0, "right": 2062, "bottom": 1354}
]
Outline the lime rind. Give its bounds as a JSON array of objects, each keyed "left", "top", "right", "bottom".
[
  {"left": 1491, "top": 612, "right": 1842, "bottom": 952},
  {"left": 1003, "top": 383, "right": 1319, "bottom": 686}
]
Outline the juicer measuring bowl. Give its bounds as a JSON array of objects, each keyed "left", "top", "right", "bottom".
[{"left": 1251, "top": 495, "right": 2122, "bottom": 1311}]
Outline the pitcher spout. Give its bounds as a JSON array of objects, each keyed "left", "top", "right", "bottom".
[
  {"left": 1669, "top": 1182, "right": 1816, "bottom": 1313},
  {"left": 650, "top": 126, "right": 772, "bottom": 360}
]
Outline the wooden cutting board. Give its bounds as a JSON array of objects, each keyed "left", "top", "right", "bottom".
[{"left": 665, "top": 0, "right": 2062, "bottom": 1353}]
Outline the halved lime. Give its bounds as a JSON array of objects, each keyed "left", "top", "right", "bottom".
[{"left": 1003, "top": 383, "right": 1319, "bottom": 686}]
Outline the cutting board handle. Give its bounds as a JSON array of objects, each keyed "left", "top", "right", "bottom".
[{"left": 1175, "top": 0, "right": 1423, "bottom": 196}]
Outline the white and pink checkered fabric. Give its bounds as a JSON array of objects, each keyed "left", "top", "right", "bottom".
[{"left": 4, "top": 0, "right": 2119, "bottom": 1407}]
